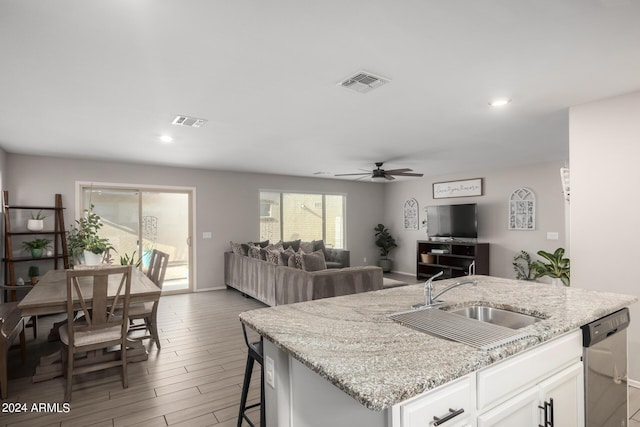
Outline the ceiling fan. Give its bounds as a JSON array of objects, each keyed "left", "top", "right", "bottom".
[{"left": 335, "top": 162, "right": 424, "bottom": 181}]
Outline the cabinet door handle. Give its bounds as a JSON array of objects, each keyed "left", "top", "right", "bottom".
[
  {"left": 433, "top": 408, "right": 464, "bottom": 426},
  {"left": 538, "top": 399, "right": 553, "bottom": 427}
]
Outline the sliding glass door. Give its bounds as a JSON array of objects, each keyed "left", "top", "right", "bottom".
[{"left": 80, "top": 184, "right": 192, "bottom": 293}]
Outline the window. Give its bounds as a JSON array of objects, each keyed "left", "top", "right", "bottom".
[{"left": 259, "top": 191, "right": 345, "bottom": 248}]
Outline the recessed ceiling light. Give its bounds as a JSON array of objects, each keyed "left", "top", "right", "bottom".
[
  {"left": 489, "top": 98, "right": 511, "bottom": 107},
  {"left": 160, "top": 135, "right": 173, "bottom": 143}
]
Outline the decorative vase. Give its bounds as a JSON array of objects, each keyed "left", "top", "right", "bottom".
[
  {"left": 31, "top": 248, "right": 43, "bottom": 258},
  {"left": 379, "top": 258, "right": 392, "bottom": 273},
  {"left": 27, "top": 219, "right": 44, "bottom": 231},
  {"left": 83, "top": 250, "right": 104, "bottom": 266},
  {"left": 551, "top": 278, "right": 563, "bottom": 287}
]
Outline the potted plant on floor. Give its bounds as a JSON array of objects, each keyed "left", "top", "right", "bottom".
[
  {"left": 22, "top": 238, "right": 52, "bottom": 259},
  {"left": 532, "top": 247, "right": 570, "bottom": 286},
  {"left": 67, "top": 204, "right": 114, "bottom": 266},
  {"left": 374, "top": 223, "right": 397, "bottom": 273}
]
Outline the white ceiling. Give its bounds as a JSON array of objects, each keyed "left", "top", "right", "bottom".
[{"left": 1, "top": 0, "right": 640, "bottom": 181}]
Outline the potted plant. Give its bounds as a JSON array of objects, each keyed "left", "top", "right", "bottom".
[
  {"left": 28, "top": 265, "right": 40, "bottom": 285},
  {"left": 67, "top": 204, "right": 114, "bottom": 266},
  {"left": 512, "top": 250, "right": 534, "bottom": 281},
  {"left": 374, "top": 223, "right": 397, "bottom": 273},
  {"left": 120, "top": 251, "right": 142, "bottom": 267},
  {"left": 22, "top": 238, "right": 52, "bottom": 258},
  {"left": 532, "top": 247, "right": 570, "bottom": 286},
  {"left": 27, "top": 210, "right": 48, "bottom": 231}
]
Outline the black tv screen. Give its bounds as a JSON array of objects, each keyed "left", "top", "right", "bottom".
[{"left": 426, "top": 203, "right": 478, "bottom": 239}]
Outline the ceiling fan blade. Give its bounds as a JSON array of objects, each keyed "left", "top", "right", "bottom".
[
  {"left": 389, "top": 172, "right": 424, "bottom": 177},
  {"left": 335, "top": 172, "right": 370, "bottom": 176},
  {"left": 383, "top": 168, "right": 412, "bottom": 174},
  {"left": 384, "top": 174, "right": 395, "bottom": 181}
]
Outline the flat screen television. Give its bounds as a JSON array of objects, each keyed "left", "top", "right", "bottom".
[{"left": 426, "top": 203, "right": 478, "bottom": 239}]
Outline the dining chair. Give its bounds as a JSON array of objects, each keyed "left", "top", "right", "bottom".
[
  {"left": 59, "top": 265, "right": 132, "bottom": 401},
  {"left": 0, "top": 302, "right": 26, "bottom": 399},
  {"left": 128, "top": 249, "right": 169, "bottom": 349}
]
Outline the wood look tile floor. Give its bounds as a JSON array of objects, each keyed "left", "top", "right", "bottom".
[
  {"left": 2, "top": 288, "right": 266, "bottom": 427},
  {"left": 3, "top": 283, "right": 640, "bottom": 427}
]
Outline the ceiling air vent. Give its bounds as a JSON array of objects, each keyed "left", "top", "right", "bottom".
[
  {"left": 339, "top": 71, "right": 390, "bottom": 94},
  {"left": 172, "top": 115, "right": 208, "bottom": 128}
]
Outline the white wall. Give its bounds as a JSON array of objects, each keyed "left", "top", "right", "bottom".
[
  {"left": 570, "top": 90, "right": 640, "bottom": 382},
  {"left": 4, "top": 154, "right": 385, "bottom": 291},
  {"left": 383, "top": 161, "right": 567, "bottom": 279}
]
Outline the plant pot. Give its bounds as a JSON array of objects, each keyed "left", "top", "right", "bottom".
[
  {"left": 30, "top": 276, "right": 39, "bottom": 285},
  {"left": 30, "top": 248, "right": 43, "bottom": 258},
  {"left": 27, "top": 219, "right": 44, "bottom": 231},
  {"left": 379, "top": 258, "right": 392, "bottom": 273},
  {"left": 83, "top": 250, "right": 104, "bottom": 266},
  {"left": 551, "top": 277, "right": 563, "bottom": 287}
]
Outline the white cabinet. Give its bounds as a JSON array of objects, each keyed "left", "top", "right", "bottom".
[
  {"left": 477, "top": 362, "right": 584, "bottom": 427},
  {"left": 398, "top": 375, "right": 475, "bottom": 427}
]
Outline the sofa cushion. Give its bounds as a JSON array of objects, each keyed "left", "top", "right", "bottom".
[
  {"left": 248, "top": 246, "right": 263, "bottom": 260},
  {"left": 266, "top": 250, "right": 280, "bottom": 265},
  {"left": 230, "top": 241, "right": 246, "bottom": 256},
  {"left": 282, "top": 239, "right": 301, "bottom": 252},
  {"left": 325, "top": 261, "right": 342, "bottom": 269},
  {"left": 301, "top": 250, "right": 327, "bottom": 272},
  {"left": 278, "top": 248, "right": 296, "bottom": 266},
  {"left": 288, "top": 250, "right": 304, "bottom": 269},
  {"left": 299, "top": 241, "right": 315, "bottom": 253}
]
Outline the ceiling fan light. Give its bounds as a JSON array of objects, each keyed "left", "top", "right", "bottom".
[{"left": 371, "top": 175, "right": 386, "bottom": 182}]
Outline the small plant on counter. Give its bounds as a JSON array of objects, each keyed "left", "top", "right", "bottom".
[
  {"left": 532, "top": 248, "right": 570, "bottom": 286},
  {"left": 512, "top": 250, "right": 534, "bottom": 281},
  {"left": 22, "top": 238, "right": 52, "bottom": 259}
]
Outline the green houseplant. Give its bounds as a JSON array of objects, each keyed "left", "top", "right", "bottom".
[
  {"left": 374, "top": 223, "right": 397, "bottom": 273},
  {"left": 67, "top": 204, "right": 114, "bottom": 265},
  {"left": 27, "top": 210, "right": 48, "bottom": 231},
  {"left": 512, "top": 250, "right": 534, "bottom": 281},
  {"left": 532, "top": 247, "right": 570, "bottom": 286},
  {"left": 22, "top": 238, "right": 52, "bottom": 258},
  {"left": 28, "top": 265, "right": 40, "bottom": 285}
]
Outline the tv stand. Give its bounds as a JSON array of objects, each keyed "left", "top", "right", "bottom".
[{"left": 416, "top": 240, "right": 489, "bottom": 281}]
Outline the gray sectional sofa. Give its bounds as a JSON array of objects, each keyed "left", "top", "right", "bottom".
[{"left": 224, "top": 252, "right": 383, "bottom": 306}]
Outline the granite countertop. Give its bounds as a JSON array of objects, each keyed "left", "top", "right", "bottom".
[{"left": 239, "top": 275, "right": 637, "bottom": 411}]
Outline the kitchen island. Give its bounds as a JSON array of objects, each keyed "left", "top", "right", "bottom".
[{"left": 239, "top": 275, "right": 637, "bottom": 426}]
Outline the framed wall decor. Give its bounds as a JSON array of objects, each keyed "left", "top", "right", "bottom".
[
  {"left": 433, "top": 178, "right": 483, "bottom": 199},
  {"left": 403, "top": 198, "right": 419, "bottom": 230},
  {"left": 508, "top": 187, "right": 535, "bottom": 230}
]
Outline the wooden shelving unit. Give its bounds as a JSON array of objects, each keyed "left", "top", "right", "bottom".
[
  {"left": 416, "top": 240, "right": 489, "bottom": 281},
  {"left": 2, "top": 191, "right": 69, "bottom": 303}
]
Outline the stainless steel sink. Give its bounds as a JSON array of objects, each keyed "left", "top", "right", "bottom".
[{"left": 447, "top": 306, "right": 542, "bottom": 329}]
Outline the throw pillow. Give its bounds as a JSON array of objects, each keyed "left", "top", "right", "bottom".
[
  {"left": 299, "top": 241, "right": 315, "bottom": 253},
  {"left": 301, "top": 250, "right": 327, "bottom": 272},
  {"left": 266, "top": 250, "right": 280, "bottom": 265},
  {"left": 287, "top": 250, "right": 304, "bottom": 269},
  {"left": 282, "top": 239, "right": 301, "bottom": 252},
  {"left": 313, "top": 239, "right": 326, "bottom": 252},
  {"left": 278, "top": 247, "right": 296, "bottom": 266},
  {"left": 249, "top": 240, "right": 270, "bottom": 248},
  {"left": 248, "top": 246, "right": 262, "bottom": 260},
  {"left": 230, "top": 241, "right": 246, "bottom": 255}
]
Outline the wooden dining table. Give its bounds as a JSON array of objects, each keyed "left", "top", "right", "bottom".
[{"left": 18, "top": 267, "right": 161, "bottom": 382}]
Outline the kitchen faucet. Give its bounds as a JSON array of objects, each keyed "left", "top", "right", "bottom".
[{"left": 412, "top": 271, "right": 478, "bottom": 309}]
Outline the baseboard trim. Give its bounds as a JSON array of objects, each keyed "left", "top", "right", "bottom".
[
  {"left": 195, "top": 286, "right": 227, "bottom": 292},
  {"left": 629, "top": 378, "right": 640, "bottom": 388},
  {"left": 390, "top": 270, "right": 415, "bottom": 277}
]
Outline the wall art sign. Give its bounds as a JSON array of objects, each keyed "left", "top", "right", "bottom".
[
  {"left": 403, "top": 198, "right": 419, "bottom": 230},
  {"left": 508, "top": 187, "right": 535, "bottom": 230},
  {"left": 433, "top": 178, "right": 483, "bottom": 199}
]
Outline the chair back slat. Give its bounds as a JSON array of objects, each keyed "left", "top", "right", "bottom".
[
  {"left": 146, "top": 250, "right": 169, "bottom": 289},
  {"left": 65, "top": 266, "right": 132, "bottom": 343}
]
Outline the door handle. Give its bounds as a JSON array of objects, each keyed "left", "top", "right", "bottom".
[
  {"left": 186, "top": 236, "right": 192, "bottom": 246},
  {"left": 538, "top": 398, "right": 554, "bottom": 427},
  {"left": 433, "top": 408, "right": 464, "bottom": 426}
]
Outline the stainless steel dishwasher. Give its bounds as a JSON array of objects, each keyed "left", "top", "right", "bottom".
[{"left": 582, "top": 307, "right": 630, "bottom": 427}]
